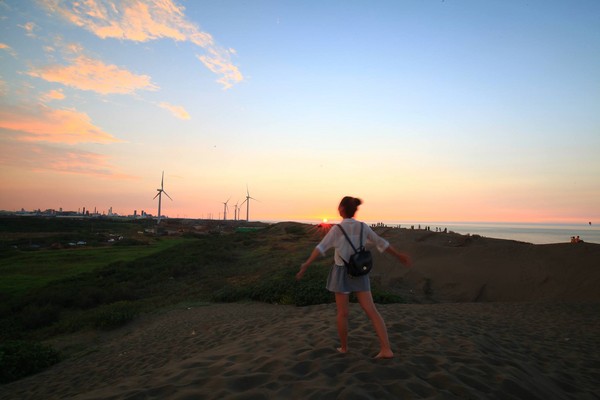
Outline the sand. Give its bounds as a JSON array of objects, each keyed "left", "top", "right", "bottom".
[
  {"left": 2, "top": 232, "right": 599, "bottom": 399},
  {"left": 1, "top": 301, "right": 598, "bottom": 400}
]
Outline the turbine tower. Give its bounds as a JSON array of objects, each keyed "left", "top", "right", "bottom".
[
  {"left": 240, "top": 185, "right": 258, "bottom": 221},
  {"left": 153, "top": 171, "right": 172, "bottom": 224},
  {"left": 234, "top": 200, "right": 240, "bottom": 221},
  {"left": 222, "top": 197, "right": 230, "bottom": 220}
]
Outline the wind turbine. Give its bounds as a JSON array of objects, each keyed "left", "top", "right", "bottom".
[
  {"left": 240, "top": 185, "right": 258, "bottom": 221},
  {"left": 153, "top": 171, "right": 172, "bottom": 224},
  {"left": 222, "top": 197, "right": 230, "bottom": 220},
  {"left": 234, "top": 200, "right": 240, "bottom": 221}
]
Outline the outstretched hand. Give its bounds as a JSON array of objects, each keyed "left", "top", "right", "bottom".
[
  {"left": 397, "top": 252, "right": 412, "bottom": 267},
  {"left": 386, "top": 245, "right": 412, "bottom": 267},
  {"left": 296, "top": 263, "right": 308, "bottom": 280}
]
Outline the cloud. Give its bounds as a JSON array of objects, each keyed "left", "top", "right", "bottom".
[
  {"left": 41, "top": 0, "right": 243, "bottom": 88},
  {"left": 0, "top": 42, "right": 17, "bottom": 57},
  {"left": 159, "top": 102, "right": 190, "bottom": 120},
  {"left": 198, "top": 48, "right": 243, "bottom": 90},
  {"left": 19, "top": 22, "right": 37, "bottom": 37},
  {"left": 40, "top": 89, "right": 65, "bottom": 102},
  {"left": 0, "top": 104, "right": 122, "bottom": 144},
  {"left": 28, "top": 55, "right": 159, "bottom": 94},
  {"left": 0, "top": 137, "right": 134, "bottom": 179}
]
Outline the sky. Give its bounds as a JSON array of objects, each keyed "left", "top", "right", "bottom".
[{"left": 1, "top": 0, "right": 599, "bottom": 224}]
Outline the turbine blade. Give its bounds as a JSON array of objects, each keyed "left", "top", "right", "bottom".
[
  {"left": 163, "top": 191, "right": 173, "bottom": 200},
  {"left": 153, "top": 192, "right": 160, "bottom": 199},
  {"left": 161, "top": 171, "right": 164, "bottom": 189}
]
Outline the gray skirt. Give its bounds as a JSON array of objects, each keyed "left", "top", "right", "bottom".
[{"left": 326, "top": 264, "right": 371, "bottom": 293}]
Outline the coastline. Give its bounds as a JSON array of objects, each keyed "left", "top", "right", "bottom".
[{"left": 267, "top": 220, "right": 600, "bottom": 245}]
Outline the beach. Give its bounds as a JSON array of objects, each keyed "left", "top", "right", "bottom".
[{"left": 1, "top": 229, "right": 599, "bottom": 399}]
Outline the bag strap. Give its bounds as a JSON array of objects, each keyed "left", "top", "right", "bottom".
[{"left": 336, "top": 223, "right": 364, "bottom": 254}]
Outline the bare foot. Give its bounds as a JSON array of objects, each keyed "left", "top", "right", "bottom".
[
  {"left": 337, "top": 347, "right": 347, "bottom": 354},
  {"left": 374, "top": 350, "right": 394, "bottom": 359}
]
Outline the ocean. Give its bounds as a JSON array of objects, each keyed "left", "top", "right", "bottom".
[
  {"left": 370, "top": 221, "right": 600, "bottom": 245},
  {"left": 268, "top": 219, "right": 599, "bottom": 244}
]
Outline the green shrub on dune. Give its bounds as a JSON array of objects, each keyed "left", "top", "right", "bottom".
[{"left": 0, "top": 340, "right": 60, "bottom": 384}]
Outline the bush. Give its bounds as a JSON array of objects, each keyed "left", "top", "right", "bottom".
[
  {"left": 86, "top": 301, "right": 139, "bottom": 330},
  {"left": 284, "top": 225, "right": 306, "bottom": 235},
  {"left": 211, "top": 286, "right": 251, "bottom": 303},
  {"left": 0, "top": 340, "right": 60, "bottom": 383},
  {"left": 19, "top": 303, "right": 61, "bottom": 330},
  {"left": 211, "top": 270, "right": 333, "bottom": 307},
  {"left": 371, "top": 290, "right": 405, "bottom": 304},
  {"left": 291, "top": 278, "right": 332, "bottom": 306}
]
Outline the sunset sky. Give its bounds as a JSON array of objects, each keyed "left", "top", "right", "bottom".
[{"left": 1, "top": 0, "right": 599, "bottom": 224}]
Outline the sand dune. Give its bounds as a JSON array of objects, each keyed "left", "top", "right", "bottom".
[
  {"left": 2, "top": 231, "right": 599, "bottom": 399},
  {"left": 1, "top": 302, "right": 598, "bottom": 399},
  {"left": 371, "top": 229, "right": 600, "bottom": 303}
]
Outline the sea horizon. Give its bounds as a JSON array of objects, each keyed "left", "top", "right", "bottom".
[{"left": 267, "top": 219, "right": 599, "bottom": 245}]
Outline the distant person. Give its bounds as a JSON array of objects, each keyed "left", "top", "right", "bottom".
[{"left": 296, "top": 196, "right": 411, "bottom": 359}]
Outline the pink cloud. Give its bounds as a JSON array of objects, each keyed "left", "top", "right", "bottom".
[
  {"left": 0, "top": 104, "right": 122, "bottom": 144},
  {"left": 28, "top": 55, "right": 158, "bottom": 94},
  {"left": 159, "top": 102, "right": 190, "bottom": 120},
  {"left": 41, "top": 89, "right": 65, "bottom": 102},
  {"left": 41, "top": 0, "right": 242, "bottom": 88},
  {"left": 198, "top": 48, "right": 243, "bottom": 90},
  {"left": 44, "top": 0, "right": 211, "bottom": 44},
  {"left": 0, "top": 42, "right": 17, "bottom": 57},
  {"left": 0, "top": 138, "right": 134, "bottom": 179}
]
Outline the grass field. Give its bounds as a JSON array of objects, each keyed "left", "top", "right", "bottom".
[
  {"left": 0, "top": 217, "right": 405, "bottom": 383},
  {"left": 0, "top": 239, "right": 185, "bottom": 298}
]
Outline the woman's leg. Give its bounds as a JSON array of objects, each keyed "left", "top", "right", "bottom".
[
  {"left": 335, "top": 292, "right": 350, "bottom": 353},
  {"left": 356, "top": 291, "right": 393, "bottom": 358}
]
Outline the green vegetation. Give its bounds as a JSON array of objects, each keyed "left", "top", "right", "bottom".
[
  {"left": 0, "top": 239, "right": 184, "bottom": 298},
  {"left": 0, "top": 340, "right": 60, "bottom": 384},
  {"left": 0, "top": 218, "right": 405, "bottom": 383}
]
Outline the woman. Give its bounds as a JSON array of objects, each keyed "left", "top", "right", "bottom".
[{"left": 296, "top": 196, "right": 411, "bottom": 359}]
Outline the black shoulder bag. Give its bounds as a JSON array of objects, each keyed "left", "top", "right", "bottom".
[{"left": 337, "top": 223, "right": 373, "bottom": 277}]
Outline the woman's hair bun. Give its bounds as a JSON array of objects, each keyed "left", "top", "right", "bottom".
[{"left": 339, "top": 196, "right": 362, "bottom": 218}]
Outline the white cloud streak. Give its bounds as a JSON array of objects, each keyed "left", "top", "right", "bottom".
[
  {"left": 159, "top": 102, "right": 190, "bottom": 120},
  {"left": 41, "top": 0, "right": 243, "bottom": 89}
]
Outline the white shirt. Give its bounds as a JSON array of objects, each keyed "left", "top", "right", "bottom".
[{"left": 316, "top": 218, "right": 390, "bottom": 265}]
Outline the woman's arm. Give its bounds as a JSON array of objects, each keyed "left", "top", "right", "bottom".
[
  {"left": 385, "top": 245, "right": 412, "bottom": 267},
  {"left": 296, "top": 248, "right": 322, "bottom": 280}
]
